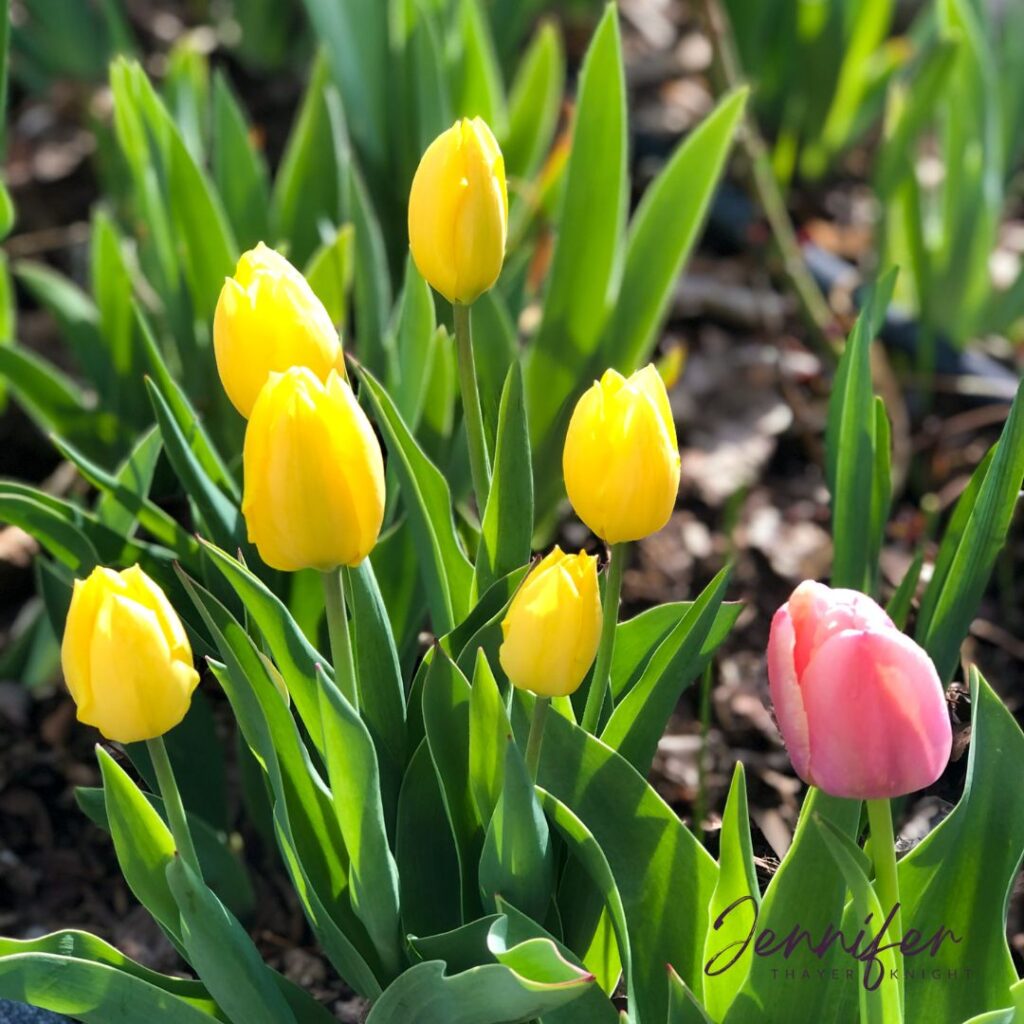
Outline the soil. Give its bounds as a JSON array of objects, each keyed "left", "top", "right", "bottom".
[{"left": 1, "top": 0, "right": 1022, "bottom": 1016}]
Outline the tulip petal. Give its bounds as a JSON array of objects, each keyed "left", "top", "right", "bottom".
[
  {"left": 766, "top": 604, "right": 812, "bottom": 782},
  {"left": 85, "top": 594, "right": 198, "bottom": 743},
  {"left": 787, "top": 579, "right": 893, "bottom": 678},
  {"left": 800, "top": 628, "right": 952, "bottom": 799}
]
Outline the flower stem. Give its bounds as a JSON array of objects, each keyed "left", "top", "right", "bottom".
[
  {"left": 581, "top": 542, "right": 626, "bottom": 734},
  {"left": 147, "top": 736, "right": 201, "bottom": 878},
  {"left": 525, "top": 696, "right": 551, "bottom": 780},
  {"left": 453, "top": 302, "right": 492, "bottom": 514},
  {"left": 866, "top": 798, "right": 902, "bottom": 944},
  {"left": 322, "top": 568, "right": 359, "bottom": 711}
]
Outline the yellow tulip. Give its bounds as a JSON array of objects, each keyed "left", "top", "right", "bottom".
[
  {"left": 563, "top": 364, "right": 680, "bottom": 543},
  {"left": 61, "top": 565, "right": 200, "bottom": 743},
  {"left": 242, "top": 367, "right": 385, "bottom": 572},
  {"left": 499, "top": 547, "right": 601, "bottom": 697},
  {"left": 213, "top": 242, "right": 345, "bottom": 418},
  {"left": 408, "top": 117, "right": 508, "bottom": 305}
]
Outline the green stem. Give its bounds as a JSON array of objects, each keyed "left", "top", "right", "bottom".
[
  {"left": 147, "top": 736, "right": 201, "bottom": 878},
  {"left": 525, "top": 696, "right": 551, "bottom": 780},
  {"left": 322, "top": 568, "right": 359, "bottom": 711},
  {"left": 581, "top": 543, "right": 626, "bottom": 734},
  {"left": 453, "top": 302, "right": 492, "bottom": 514},
  {"left": 866, "top": 798, "right": 902, "bottom": 945}
]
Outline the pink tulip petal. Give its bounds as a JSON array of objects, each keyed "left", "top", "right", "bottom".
[
  {"left": 788, "top": 580, "right": 893, "bottom": 678},
  {"left": 767, "top": 605, "right": 812, "bottom": 782},
  {"left": 800, "top": 628, "right": 952, "bottom": 799}
]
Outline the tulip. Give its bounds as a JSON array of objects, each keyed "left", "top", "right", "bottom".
[
  {"left": 61, "top": 565, "right": 200, "bottom": 743},
  {"left": 563, "top": 364, "right": 680, "bottom": 544},
  {"left": 242, "top": 366, "right": 385, "bottom": 572},
  {"left": 214, "top": 242, "right": 345, "bottom": 418},
  {"left": 408, "top": 117, "right": 508, "bottom": 306},
  {"left": 499, "top": 547, "right": 601, "bottom": 698},
  {"left": 767, "top": 580, "right": 952, "bottom": 799}
]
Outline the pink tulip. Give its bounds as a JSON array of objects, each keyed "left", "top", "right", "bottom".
[{"left": 767, "top": 580, "right": 952, "bottom": 799}]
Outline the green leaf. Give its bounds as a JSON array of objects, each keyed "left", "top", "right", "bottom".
[
  {"left": 667, "top": 965, "right": 713, "bottom": 1024},
  {"left": 317, "top": 667, "right": 403, "bottom": 980},
  {"left": 356, "top": 364, "right": 473, "bottom": 633},
  {"left": 145, "top": 378, "right": 244, "bottom": 553},
  {"left": 0, "top": 954, "right": 217, "bottom": 1023},
  {"left": 456, "top": 0, "right": 508, "bottom": 137},
  {"left": 408, "top": 915, "right": 503, "bottom": 974},
  {"left": 0, "top": 179, "right": 13, "bottom": 239},
  {"left": 899, "top": 668, "right": 1024, "bottom": 1023},
  {"left": 162, "top": 95, "right": 238, "bottom": 324},
  {"left": 271, "top": 55, "right": 342, "bottom": 266},
  {"left": 94, "top": 747, "right": 183, "bottom": 947},
  {"left": 825, "top": 269, "right": 896, "bottom": 593},
  {"left": 179, "top": 572, "right": 382, "bottom": 998},
  {"left": 479, "top": 732, "right": 553, "bottom": 922},
  {"left": 600, "top": 565, "right": 733, "bottom": 772},
  {"left": 869, "top": 395, "right": 893, "bottom": 594},
  {"left": 299, "top": 0, "right": 389, "bottom": 179},
  {"left": 446, "top": 566, "right": 529, "bottom": 669},
  {"left": 53, "top": 429, "right": 197, "bottom": 559},
  {"left": 816, "top": 816, "right": 903, "bottom": 1024},
  {"left": 524, "top": 4, "right": 627, "bottom": 500},
  {"left": 536, "top": 787, "right": 631, "bottom": 1001},
  {"left": 77, "top": 781, "right": 254, "bottom": 921},
  {"left": 886, "top": 547, "right": 925, "bottom": 630},
  {"left": 392, "top": 0, "right": 450, "bottom": 189},
  {"left": 475, "top": 362, "right": 533, "bottom": 597},
  {"left": 0, "top": 490, "right": 98, "bottom": 573},
  {"left": 167, "top": 857, "right": 298, "bottom": 1024},
  {"left": 536, "top": 712, "right": 719, "bottom": 1021},
  {"left": 468, "top": 648, "right": 510, "bottom": 825},
  {"left": 0, "top": 344, "right": 116, "bottom": 455},
  {"left": 610, "top": 602, "right": 742, "bottom": 701},
  {"left": 504, "top": 20, "right": 565, "bottom": 180},
  {"left": 702, "top": 764, "right": 759, "bottom": 1023},
  {"left": 422, "top": 649, "right": 484, "bottom": 922},
  {"left": 391, "top": 255, "right": 438, "bottom": 430},
  {"left": 916, "top": 379, "right": 1024, "bottom": 681},
  {"left": 599, "top": 87, "right": 747, "bottom": 375},
  {"left": 91, "top": 210, "right": 148, "bottom": 427},
  {"left": 135, "top": 304, "right": 239, "bottom": 501},
  {"left": 212, "top": 71, "right": 271, "bottom": 249},
  {"left": 470, "top": 289, "right": 518, "bottom": 450},
  {"left": 0, "top": 930, "right": 216, "bottom": 1015},
  {"left": 396, "top": 739, "right": 463, "bottom": 939},
  {"left": 14, "top": 260, "right": 106, "bottom": 393},
  {"left": 304, "top": 222, "right": 353, "bottom": 326},
  {"left": 198, "top": 540, "right": 327, "bottom": 747},
  {"left": 493, "top": 899, "right": 619, "bottom": 1024},
  {"left": 347, "top": 559, "right": 407, "bottom": 832},
  {"left": 816, "top": 0, "right": 896, "bottom": 163},
  {"left": 365, "top": 939, "right": 595, "bottom": 1024},
  {"left": 348, "top": 161, "right": 393, "bottom": 373},
  {"left": 723, "top": 790, "right": 862, "bottom": 1023},
  {"left": 109, "top": 58, "right": 180, "bottom": 314}
]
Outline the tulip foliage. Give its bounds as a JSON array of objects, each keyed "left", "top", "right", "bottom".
[{"left": 2, "top": 5, "right": 1024, "bottom": 1024}]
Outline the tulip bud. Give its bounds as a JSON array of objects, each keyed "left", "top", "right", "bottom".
[
  {"left": 767, "top": 580, "right": 952, "bottom": 799},
  {"left": 213, "top": 242, "right": 345, "bottom": 418},
  {"left": 408, "top": 117, "right": 508, "bottom": 305},
  {"left": 242, "top": 367, "right": 385, "bottom": 572},
  {"left": 563, "top": 365, "right": 680, "bottom": 544},
  {"left": 499, "top": 547, "right": 601, "bottom": 697},
  {"left": 61, "top": 565, "right": 200, "bottom": 743}
]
